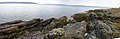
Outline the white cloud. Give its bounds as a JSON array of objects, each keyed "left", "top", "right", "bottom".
[
  {"left": 0, "top": 0, "right": 62, "bottom": 4},
  {"left": 0, "top": 0, "right": 120, "bottom": 7},
  {"left": 62, "top": 0, "right": 120, "bottom": 7}
]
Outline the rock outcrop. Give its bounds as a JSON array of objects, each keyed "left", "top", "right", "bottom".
[
  {"left": 86, "top": 20, "right": 113, "bottom": 39},
  {"left": 0, "top": 19, "right": 42, "bottom": 39},
  {"left": 63, "top": 21, "right": 87, "bottom": 39},
  {"left": 0, "top": 8, "right": 120, "bottom": 39}
]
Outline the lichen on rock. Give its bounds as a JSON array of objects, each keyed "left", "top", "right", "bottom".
[{"left": 43, "top": 28, "right": 65, "bottom": 39}]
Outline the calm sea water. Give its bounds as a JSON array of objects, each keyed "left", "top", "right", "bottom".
[{"left": 0, "top": 4, "right": 105, "bottom": 23}]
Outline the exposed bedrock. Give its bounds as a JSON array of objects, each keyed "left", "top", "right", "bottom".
[{"left": 0, "top": 8, "right": 120, "bottom": 39}]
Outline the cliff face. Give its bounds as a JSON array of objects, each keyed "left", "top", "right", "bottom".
[{"left": 0, "top": 8, "right": 120, "bottom": 39}]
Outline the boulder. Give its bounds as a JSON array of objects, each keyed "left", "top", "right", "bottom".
[
  {"left": 63, "top": 21, "right": 87, "bottom": 39},
  {"left": 43, "top": 28, "right": 65, "bottom": 39},
  {"left": 86, "top": 20, "right": 113, "bottom": 39}
]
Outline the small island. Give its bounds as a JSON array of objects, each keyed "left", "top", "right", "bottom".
[{"left": 0, "top": 2, "right": 38, "bottom": 4}]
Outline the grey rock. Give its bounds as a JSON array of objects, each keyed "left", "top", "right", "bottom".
[
  {"left": 63, "top": 21, "right": 87, "bottom": 39},
  {"left": 42, "top": 22, "right": 58, "bottom": 34},
  {"left": 14, "top": 31, "right": 43, "bottom": 39},
  {"left": 84, "top": 33, "right": 96, "bottom": 39},
  {"left": 86, "top": 20, "right": 113, "bottom": 39},
  {"left": 43, "top": 28, "right": 64, "bottom": 39}
]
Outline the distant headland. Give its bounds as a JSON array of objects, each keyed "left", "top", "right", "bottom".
[
  {"left": 42, "top": 4, "right": 109, "bottom": 8},
  {"left": 0, "top": 2, "right": 38, "bottom": 4}
]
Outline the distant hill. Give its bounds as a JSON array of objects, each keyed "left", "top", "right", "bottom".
[
  {"left": 0, "top": 2, "right": 38, "bottom": 4},
  {"left": 42, "top": 4, "right": 109, "bottom": 8},
  {"left": 0, "top": 2, "right": 110, "bottom": 8}
]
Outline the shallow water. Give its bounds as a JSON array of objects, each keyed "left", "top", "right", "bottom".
[{"left": 0, "top": 4, "right": 106, "bottom": 23}]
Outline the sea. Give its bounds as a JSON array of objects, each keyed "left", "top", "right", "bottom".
[{"left": 0, "top": 4, "right": 107, "bottom": 23}]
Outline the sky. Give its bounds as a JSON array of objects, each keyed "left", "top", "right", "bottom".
[{"left": 0, "top": 0, "right": 120, "bottom": 7}]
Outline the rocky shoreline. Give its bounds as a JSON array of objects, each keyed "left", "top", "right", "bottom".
[{"left": 0, "top": 8, "right": 120, "bottom": 39}]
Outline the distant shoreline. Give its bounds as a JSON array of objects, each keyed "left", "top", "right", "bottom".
[{"left": 0, "top": 2, "right": 38, "bottom": 4}]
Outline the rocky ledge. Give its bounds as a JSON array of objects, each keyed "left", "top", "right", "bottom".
[{"left": 0, "top": 8, "right": 120, "bottom": 39}]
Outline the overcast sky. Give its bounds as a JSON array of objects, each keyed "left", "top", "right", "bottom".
[{"left": 0, "top": 0, "right": 120, "bottom": 7}]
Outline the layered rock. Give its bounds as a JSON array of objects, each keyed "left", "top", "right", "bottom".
[
  {"left": 0, "top": 19, "right": 42, "bottom": 39},
  {"left": 13, "top": 18, "right": 56, "bottom": 39}
]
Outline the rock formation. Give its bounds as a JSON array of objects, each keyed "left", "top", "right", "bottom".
[{"left": 0, "top": 8, "right": 120, "bottom": 39}]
